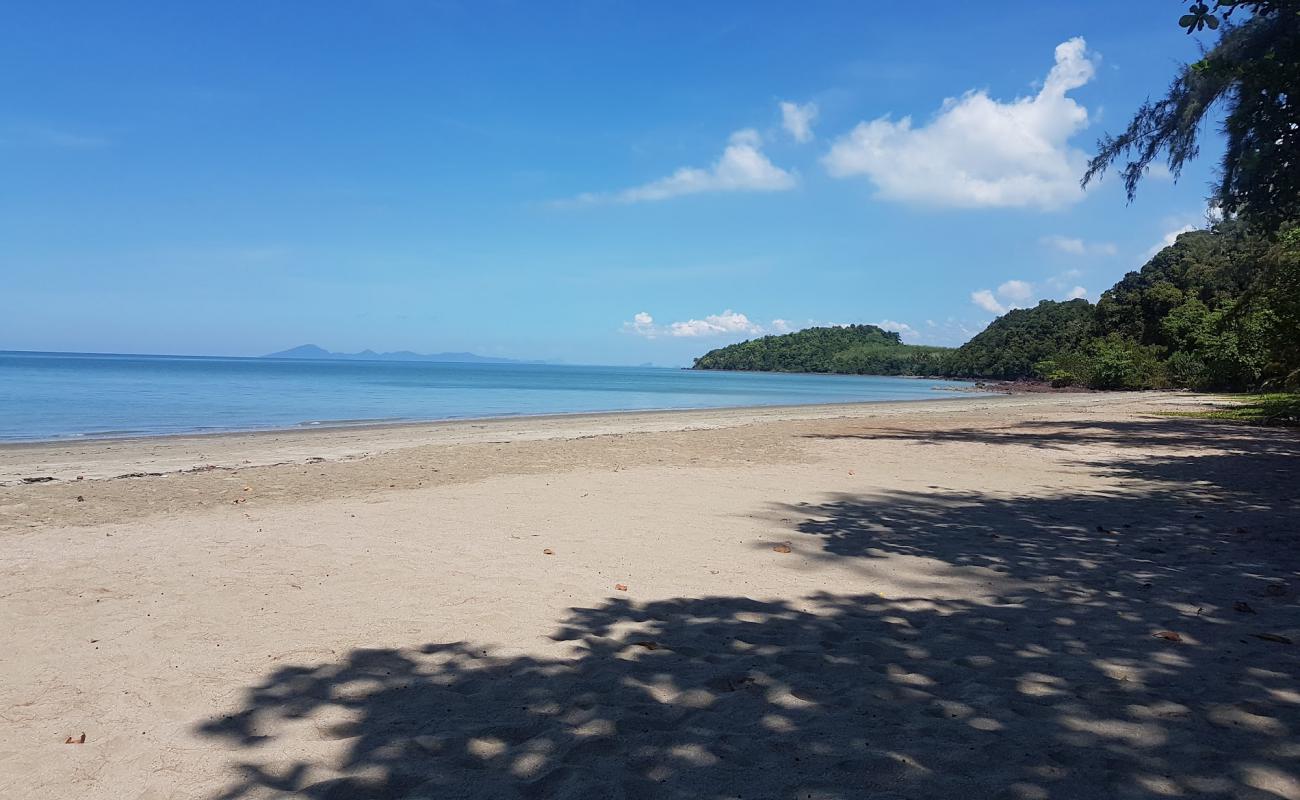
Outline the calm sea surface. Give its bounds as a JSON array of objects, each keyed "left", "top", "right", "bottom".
[{"left": 0, "top": 351, "right": 989, "bottom": 442}]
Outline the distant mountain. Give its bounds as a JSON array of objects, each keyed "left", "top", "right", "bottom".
[{"left": 262, "top": 344, "right": 525, "bottom": 364}]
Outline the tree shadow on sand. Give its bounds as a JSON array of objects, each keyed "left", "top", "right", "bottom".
[{"left": 197, "top": 425, "right": 1300, "bottom": 800}]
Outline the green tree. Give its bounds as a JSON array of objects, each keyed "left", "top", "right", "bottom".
[{"left": 1082, "top": 1, "right": 1300, "bottom": 230}]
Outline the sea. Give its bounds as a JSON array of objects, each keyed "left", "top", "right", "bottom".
[{"left": 0, "top": 351, "right": 989, "bottom": 442}]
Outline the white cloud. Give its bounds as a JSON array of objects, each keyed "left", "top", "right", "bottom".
[
  {"left": 1040, "top": 234, "right": 1117, "bottom": 256},
  {"left": 1146, "top": 224, "right": 1197, "bottom": 258},
  {"left": 972, "top": 276, "right": 1091, "bottom": 315},
  {"left": 822, "top": 37, "right": 1096, "bottom": 209},
  {"left": 997, "top": 279, "right": 1035, "bottom": 304},
  {"left": 873, "top": 319, "right": 919, "bottom": 342},
  {"left": 669, "top": 310, "right": 764, "bottom": 338},
  {"left": 780, "top": 101, "right": 818, "bottom": 143},
  {"left": 624, "top": 309, "right": 767, "bottom": 339},
  {"left": 567, "top": 129, "right": 795, "bottom": 205},
  {"left": 770, "top": 318, "right": 793, "bottom": 333},
  {"left": 624, "top": 311, "right": 657, "bottom": 336},
  {"left": 971, "top": 289, "right": 1010, "bottom": 315}
]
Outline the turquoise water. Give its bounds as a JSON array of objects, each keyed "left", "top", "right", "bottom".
[{"left": 0, "top": 351, "right": 987, "bottom": 442}]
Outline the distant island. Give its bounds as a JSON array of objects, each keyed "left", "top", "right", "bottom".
[
  {"left": 692, "top": 324, "right": 951, "bottom": 376},
  {"left": 263, "top": 344, "right": 526, "bottom": 364}
]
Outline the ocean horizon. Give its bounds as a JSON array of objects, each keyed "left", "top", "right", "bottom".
[{"left": 0, "top": 350, "right": 989, "bottom": 442}]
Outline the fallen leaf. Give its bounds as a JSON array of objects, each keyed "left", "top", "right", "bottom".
[
  {"left": 772, "top": 543, "right": 792, "bottom": 554},
  {"left": 542, "top": 548, "right": 554, "bottom": 555},
  {"left": 1252, "top": 633, "right": 1293, "bottom": 645},
  {"left": 1233, "top": 601, "right": 1256, "bottom": 614},
  {"left": 614, "top": 584, "right": 628, "bottom": 592},
  {"left": 1152, "top": 631, "right": 1183, "bottom": 642}
]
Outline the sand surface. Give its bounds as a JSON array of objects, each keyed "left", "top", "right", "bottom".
[{"left": 1, "top": 393, "right": 1297, "bottom": 799}]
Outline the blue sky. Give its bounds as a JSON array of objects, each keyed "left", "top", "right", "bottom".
[{"left": 1, "top": 1, "right": 1224, "bottom": 365}]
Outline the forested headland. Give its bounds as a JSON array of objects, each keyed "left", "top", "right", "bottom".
[
  {"left": 694, "top": 221, "right": 1299, "bottom": 391},
  {"left": 690, "top": 324, "right": 952, "bottom": 376}
]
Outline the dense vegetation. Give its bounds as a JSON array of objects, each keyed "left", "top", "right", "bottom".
[
  {"left": 691, "top": 325, "right": 952, "bottom": 376},
  {"left": 1084, "top": 1, "right": 1300, "bottom": 232},
  {"left": 941, "top": 299, "right": 1094, "bottom": 380},
  {"left": 947, "top": 221, "right": 1300, "bottom": 390},
  {"left": 695, "top": 222, "right": 1298, "bottom": 391}
]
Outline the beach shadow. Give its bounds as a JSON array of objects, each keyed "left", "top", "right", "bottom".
[
  {"left": 196, "top": 428, "right": 1300, "bottom": 799},
  {"left": 802, "top": 417, "right": 1300, "bottom": 457}
]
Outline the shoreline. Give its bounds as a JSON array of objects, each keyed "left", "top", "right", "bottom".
[
  {"left": 0, "top": 392, "right": 1176, "bottom": 486},
  {"left": 0, "top": 390, "right": 997, "bottom": 449}
]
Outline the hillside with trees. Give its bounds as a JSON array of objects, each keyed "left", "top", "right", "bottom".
[
  {"left": 946, "top": 221, "right": 1299, "bottom": 390},
  {"left": 691, "top": 324, "right": 952, "bottom": 376},
  {"left": 694, "top": 221, "right": 1298, "bottom": 391},
  {"left": 942, "top": 299, "right": 1094, "bottom": 381}
]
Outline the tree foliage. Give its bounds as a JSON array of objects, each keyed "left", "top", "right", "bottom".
[
  {"left": 948, "top": 220, "right": 1299, "bottom": 390},
  {"left": 691, "top": 325, "right": 951, "bottom": 376},
  {"left": 1083, "top": 1, "right": 1300, "bottom": 230},
  {"left": 942, "top": 299, "right": 1094, "bottom": 380}
]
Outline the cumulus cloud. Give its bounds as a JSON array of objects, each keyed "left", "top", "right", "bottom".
[
  {"left": 872, "top": 319, "right": 919, "bottom": 342},
  {"left": 624, "top": 310, "right": 767, "bottom": 339},
  {"left": 1040, "top": 234, "right": 1117, "bottom": 256},
  {"left": 567, "top": 129, "right": 795, "bottom": 205},
  {"left": 997, "top": 279, "right": 1035, "bottom": 304},
  {"left": 1146, "top": 223, "right": 1197, "bottom": 258},
  {"left": 669, "top": 310, "right": 764, "bottom": 338},
  {"left": 822, "top": 38, "right": 1096, "bottom": 209},
  {"left": 970, "top": 277, "right": 1088, "bottom": 315},
  {"left": 780, "top": 101, "right": 818, "bottom": 143},
  {"left": 971, "top": 289, "right": 1010, "bottom": 315}
]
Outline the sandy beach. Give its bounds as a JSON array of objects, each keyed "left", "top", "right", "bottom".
[{"left": 2, "top": 392, "right": 1298, "bottom": 800}]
